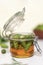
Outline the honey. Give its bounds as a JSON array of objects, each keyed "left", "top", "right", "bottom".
[{"left": 10, "top": 45, "right": 34, "bottom": 58}]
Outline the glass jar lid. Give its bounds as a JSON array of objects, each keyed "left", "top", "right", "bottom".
[{"left": 2, "top": 7, "right": 25, "bottom": 38}]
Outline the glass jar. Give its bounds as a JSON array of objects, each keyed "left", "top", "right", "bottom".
[{"left": 9, "top": 33, "right": 35, "bottom": 58}]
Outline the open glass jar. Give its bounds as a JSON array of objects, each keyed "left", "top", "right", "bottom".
[
  {"left": 9, "top": 33, "right": 35, "bottom": 58},
  {"left": 2, "top": 8, "right": 42, "bottom": 65}
]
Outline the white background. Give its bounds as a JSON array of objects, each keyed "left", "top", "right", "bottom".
[
  {"left": 0, "top": 0, "right": 43, "bottom": 32},
  {"left": 0, "top": 0, "right": 43, "bottom": 65}
]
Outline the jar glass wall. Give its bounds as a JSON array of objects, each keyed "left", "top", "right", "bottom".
[{"left": 9, "top": 33, "right": 35, "bottom": 58}]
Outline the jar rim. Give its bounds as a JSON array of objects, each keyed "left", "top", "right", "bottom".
[
  {"left": 9, "top": 32, "right": 36, "bottom": 41},
  {"left": 9, "top": 32, "right": 35, "bottom": 35}
]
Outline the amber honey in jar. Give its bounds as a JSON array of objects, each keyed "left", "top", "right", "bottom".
[{"left": 10, "top": 33, "right": 35, "bottom": 58}]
